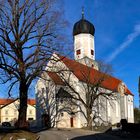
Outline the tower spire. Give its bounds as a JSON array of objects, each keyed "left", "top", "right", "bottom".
[{"left": 82, "top": 6, "right": 84, "bottom": 19}]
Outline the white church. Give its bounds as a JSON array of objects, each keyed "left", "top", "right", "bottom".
[{"left": 36, "top": 12, "right": 134, "bottom": 128}]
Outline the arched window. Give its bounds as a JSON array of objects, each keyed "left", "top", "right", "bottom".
[{"left": 56, "top": 88, "right": 72, "bottom": 104}]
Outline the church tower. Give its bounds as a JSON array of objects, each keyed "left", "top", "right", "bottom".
[{"left": 73, "top": 9, "right": 98, "bottom": 70}]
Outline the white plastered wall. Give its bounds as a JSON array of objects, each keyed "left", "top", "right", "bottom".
[
  {"left": 127, "top": 95, "right": 134, "bottom": 123},
  {"left": 74, "top": 34, "right": 95, "bottom": 60},
  {"left": 0, "top": 100, "right": 36, "bottom": 125}
]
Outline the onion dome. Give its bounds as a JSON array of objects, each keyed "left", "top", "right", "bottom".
[{"left": 73, "top": 9, "right": 95, "bottom": 36}]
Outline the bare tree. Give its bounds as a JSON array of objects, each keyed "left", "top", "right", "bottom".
[
  {"left": 56, "top": 58, "right": 118, "bottom": 129},
  {"left": 0, "top": 0, "right": 67, "bottom": 128},
  {"left": 134, "top": 107, "right": 140, "bottom": 123},
  {"left": 36, "top": 53, "right": 122, "bottom": 129}
]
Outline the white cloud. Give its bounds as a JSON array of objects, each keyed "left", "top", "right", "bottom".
[{"left": 106, "top": 24, "right": 140, "bottom": 63}]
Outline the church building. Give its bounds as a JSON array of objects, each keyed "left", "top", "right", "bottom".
[{"left": 35, "top": 12, "right": 134, "bottom": 128}]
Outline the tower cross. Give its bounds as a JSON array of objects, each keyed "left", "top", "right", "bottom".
[{"left": 82, "top": 6, "right": 84, "bottom": 19}]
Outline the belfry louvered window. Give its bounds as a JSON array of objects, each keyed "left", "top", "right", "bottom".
[{"left": 76, "top": 49, "right": 81, "bottom": 55}]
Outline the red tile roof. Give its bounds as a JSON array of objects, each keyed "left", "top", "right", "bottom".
[
  {"left": 54, "top": 55, "right": 133, "bottom": 95},
  {"left": 0, "top": 99, "right": 14, "bottom": 105},
  {"left": 27, "top": 99, "right": 36, "bottom": 105},
  {"left": 0, "top": 98, "right": 36, "bottom": 106},
  {"left": 48, "top": 72, "right": 65, "bottom": 85}
]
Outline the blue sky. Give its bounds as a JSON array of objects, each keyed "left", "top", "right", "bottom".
[
  {"left": 0, "top": 0, "right": 139, "bottom": 107},
  {"left": 63, "top": 0, "right": 140, "bottom": 107}
]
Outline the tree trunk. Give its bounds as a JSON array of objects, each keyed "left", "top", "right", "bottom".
[
  {"left": 17, "top": 81, "right": 28, "bottom": 129},
  {"left": 86, "top": 108, "right": 92, "bottom": 129}
]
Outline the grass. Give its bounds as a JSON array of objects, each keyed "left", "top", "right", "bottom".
[{"left": 0, "top": 130, "right": 38, "bottom": 140}]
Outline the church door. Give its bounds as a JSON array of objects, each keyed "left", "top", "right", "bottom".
[{"left": 70, "top": 117, "right": 74, "bottom": 127}]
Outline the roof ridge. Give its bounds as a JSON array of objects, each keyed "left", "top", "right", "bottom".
[{"left": 58, "top": 54, "right": 121, "bottom": 81}]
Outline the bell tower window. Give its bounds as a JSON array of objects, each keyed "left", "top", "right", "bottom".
[
  {"left": 91, "top": 50, "right": 94, "bottom": 55},
  {"left": 76, "top": 49, "right": 81, "bottom": 55}
]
